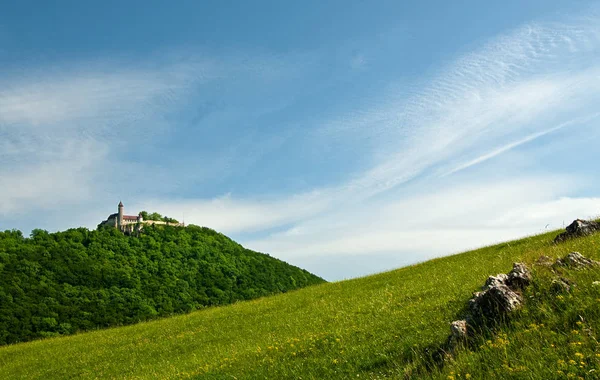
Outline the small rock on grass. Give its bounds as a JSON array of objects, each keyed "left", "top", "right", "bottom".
[
  {"left": 555, "top": 252, "right": 600, "bottom": 269},
  {"left": 550, "top": 278, "right": 573, "bottom": 294},
  {"left": 450, "top": 320, "right": 468, "bottom": 340},
  {"left": 535, "top": 255, "right": 554, "bottom": 267}
]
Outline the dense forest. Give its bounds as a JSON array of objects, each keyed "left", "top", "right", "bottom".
[{"left": 0, "top": 225, "right": 324, "bottom": 345}]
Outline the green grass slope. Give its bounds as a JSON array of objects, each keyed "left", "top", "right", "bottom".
[{"left": 1, "top": 228, "right": 600, "bottom": 379}]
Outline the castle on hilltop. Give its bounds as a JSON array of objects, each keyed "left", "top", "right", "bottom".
[{"left": 99, "top": 201, "right": 184, "bottom": 233}]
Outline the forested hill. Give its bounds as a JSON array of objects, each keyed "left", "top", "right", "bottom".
[{"left": 0, "top": 225, "right": 325, "bottom": 345}]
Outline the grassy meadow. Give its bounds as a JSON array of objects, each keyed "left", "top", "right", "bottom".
[{"left": 1, "top": 227, "right": 600, "bottom": 379}]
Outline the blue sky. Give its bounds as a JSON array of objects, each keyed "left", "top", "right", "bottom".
[{"left": 2, "top": 1, "right": 600, "bottom": 281}]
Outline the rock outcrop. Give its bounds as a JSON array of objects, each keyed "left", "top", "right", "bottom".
[
  {"left": 554, "top": 251, "right": 600, "bottom": 269},
  {"left": 450, "top": 320, "right": 468, "bottom": 341},
  {"left": 506, "top": 262, "right": 532, "bottom": 289},
  {"left": 468, "top": 263, "right": 530, "bottom": 322},
  {"left": 448, "top": 263, "right": 532, "bottom": 345},
  {"left": 554, "top": 219, "right": 600, "bottom": 243}
]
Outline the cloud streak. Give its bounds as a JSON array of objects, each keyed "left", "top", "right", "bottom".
[
  {"left": 441, "top": 114, "right": 600, "bottom": 177},
  {"left": 333, "top": 20, "right": 600, "bottom": 197}
]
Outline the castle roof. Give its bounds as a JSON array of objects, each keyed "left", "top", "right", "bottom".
[
  {"left": 123, "top": 215, "right": 138, "bottom": 221},
  {"left": 118, "top": 201, "right": 124, "bottom": 207}
]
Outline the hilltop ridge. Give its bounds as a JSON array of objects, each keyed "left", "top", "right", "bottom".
[{"left": 0, "top": 224, "right": 324, "bottom": 346}]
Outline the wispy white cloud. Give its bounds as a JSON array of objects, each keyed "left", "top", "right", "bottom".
[
  {"left": 0, "top": 59, "right": 212, "bottom": 129},
  {"left": 133, "top": 191, "right": 333, "bottom": 234},
  {"left": 0, "top": 62, "right": 196, "bottom": 216},
  {"left": 0, "top": 51, "right": 312, "bottom": 217},
  {"left": 269, "top": 13, "right": 600, "bottom": 214},
  {"left": 311, "top": 14, "right": 597, "bottom": 185},
  {"left": 158, "top": 11, "right": 600, "bottom": 279}
]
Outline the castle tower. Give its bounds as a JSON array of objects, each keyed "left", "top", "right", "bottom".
[{"left": 118, "top": 201, "right": 124, "bottom": 229}]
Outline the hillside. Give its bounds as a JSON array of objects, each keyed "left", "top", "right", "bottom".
[
  {"left": 0, "top": 225, "right": 324, "bottom": 346},
  {"left": 1, "top": 225, "right": 600, "bottom": 379}
]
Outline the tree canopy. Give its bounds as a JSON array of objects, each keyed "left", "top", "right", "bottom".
[
  {"left": 0, "top": 225, "right": 324, "bottom": 345},
  {"left": 139, "top": 211, "right": 178, "bottom": 223}
]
